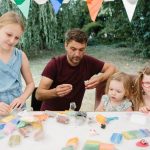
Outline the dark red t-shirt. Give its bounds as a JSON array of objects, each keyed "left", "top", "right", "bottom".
[{"left": 41, "top": 55, "right": 104, "bottom": 111}]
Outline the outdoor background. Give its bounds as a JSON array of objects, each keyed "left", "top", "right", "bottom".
[{"left": 0, "top": 0, "right": 149, "bottom": 111}]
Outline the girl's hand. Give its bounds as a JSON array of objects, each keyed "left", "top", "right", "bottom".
[
  {"left": 0, "top": 102, "right": 10, "bottom": 116},
  {"left": 139, "top": 106, "right": 150, "bottom": 113},
  {"left": 10, "top": 97, "right": 26, "bottom": 109}
]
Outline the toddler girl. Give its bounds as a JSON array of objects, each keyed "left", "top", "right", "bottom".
[{"left": 96, "top": 72, "right": 132, "bottom": 111}]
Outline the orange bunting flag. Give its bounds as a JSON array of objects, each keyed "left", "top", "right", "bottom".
[{"left": 87, "top": 0, "right": 104, "bottom": 22}]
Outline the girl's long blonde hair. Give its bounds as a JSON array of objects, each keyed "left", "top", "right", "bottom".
[
  {"left": 132, "top": 66, "right": 150, "bottom": 111},
  {"left": 0, "top": 11, "right": 24, "bottom": 31},
  {"left": 105, "top": 72, "right": 132, "bottom": 99}
]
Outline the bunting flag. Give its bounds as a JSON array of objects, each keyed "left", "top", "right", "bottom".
[
  {"left": 34, "top": 0, "right": 48, "bottom": 5},
  {"left": 14, "top": 0, "right": 25, "bottom": 5},
  {"left": 10, "top": 0, "right": 30, "bottom": 19},
  {"left": 49, "top": 0, "right": 63, "bottom": 14},
  {"left": 87, "top": 0, "right": 104, "bottom": 22},
  {"left": 122, "top": 0, "right": 138, "bottom": 22},
  {"left": 63, "top": 0, "right": 70, "bottom": 3},
  {"left": 104, "top": 0, "right": 114, "bottom": 1}
]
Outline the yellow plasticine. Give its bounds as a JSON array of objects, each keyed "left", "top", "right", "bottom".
[
  {"left": 96, "top": 114, "right": 106, "bottom": 124},
  {"left": 122, "top": 132, "right": 133, "bottom": 140},
  {"left": 86, "top": 140, "right": 100, "bottom": 144},
  {"left": 8, "top": 135, "right": 21, "bottom": 147},
  {"left": 31, "top": 122, "right": 43, "bottom": 129},
  {"left": 1, "top": 115, "right": 15, "bottom": 123},
  {"left": 67, "top": 137, "right": 79, "bottom": 145}
]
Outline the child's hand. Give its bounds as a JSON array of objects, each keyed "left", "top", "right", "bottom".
[
  {"left": 139, "top": 106, "right": 150, "bottom": 113},
  {"left": 10, "top": 97, "right": 26, "bottom": 110},
  {"left": 0, "top": 102, "right": 10, "bottom": 116}
]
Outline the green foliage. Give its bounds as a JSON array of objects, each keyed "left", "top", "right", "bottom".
[
  {"left": 82, "top": 22, "right": 102, "bottom": 36},
  {"left": 0, "top": 0, "right": 149, "bottom": 58},
  {"left": 130, "top": 0, "right": 150, "bottom": 58}
]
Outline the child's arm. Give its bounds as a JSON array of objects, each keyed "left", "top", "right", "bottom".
[
  {"left": 95, "top": 101, "right": 104, "bottom": 112},
  {"left": 125, "top": 106, "right": 133, "bottom": 112},
  {"left": 139, "top": 106, "right": 150, "bottom": 113}
]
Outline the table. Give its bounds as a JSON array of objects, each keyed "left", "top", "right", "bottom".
[{"left": 0, "top": 111, "right": 150, "bottom": 150}]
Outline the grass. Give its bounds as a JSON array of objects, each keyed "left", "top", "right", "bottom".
[{"left": 25, "top": 44, "right": 150, "bottom": 111}]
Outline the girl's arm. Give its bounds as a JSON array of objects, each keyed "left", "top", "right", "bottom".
[
  {"left": 125, "top": 107, "right": 133, "bottom": 112},
  {"left": 139, "top": 106, "right": 150, "bottom": 113},
  {"left": 95, "top": 101, "right": 104, "bottom": 112},
  {"left": 10, "top": 52, "right": 35, "bottom": 109}
]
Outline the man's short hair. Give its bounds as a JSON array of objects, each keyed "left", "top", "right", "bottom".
[{"left": 65, "top": 28, "right": 88, "bottom": 45}]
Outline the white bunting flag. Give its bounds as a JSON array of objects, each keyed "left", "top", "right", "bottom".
[
  {"left": 122, "top": 0, "right": 138, "bottom": 22},
  {"left": 34, "top": 0, "right": 48, "bottom": 5},
  {"left": 63, "top": 0, "right": 70, "bottom": 3}
]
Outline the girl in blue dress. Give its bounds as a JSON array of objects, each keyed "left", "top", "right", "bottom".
[{"left": 0, "top": 11, "right": 34, "bottom": 115}]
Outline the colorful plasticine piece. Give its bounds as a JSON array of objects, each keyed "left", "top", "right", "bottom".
[
  {"left": 83, "top": 140, "right": 100, "bottom": 150},
  {"left": 106, "top": 117, "right": 119, "bottom": 123},
  {"left": 83, "top": 140, "right": 116, "bottom": 150},
  {"left": 8, "top": 135, "right": 21, "bottom": 147},
  {"left": 122, "top": 129, "right": 150, "bottom": 140},
  {"left": 96, "top": 114, "right": 107, "bottom": 129},
  {"left": 0, "top": 123, "right": 5, "bottom": 130},
  {"left": 57, "top": 115, "right": 70, "bottom": 124},
  {"left": 96, "top": 114, "right": 106, "bottom": 124},
  {"left": 136, "top": 139, "right": 149, "bottom": 147},
  {"left": 111, "top": 133, "right": 123, "bottom": 144},
  {"left": 62, "top": 137, "right": 79, "bottom": 150},
  {"left": 1, "top": 115, "right": 15, "bottom": 123},
  {"left": 3, "top": 122, "right": 16, "bottom": 135},
  {"left": 34, "top": 114, "right": 49, "bottom": 121}
]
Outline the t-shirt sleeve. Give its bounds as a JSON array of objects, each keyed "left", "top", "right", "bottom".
[
  {"left": 123, "top": 100, "right": 132, "bottom": 110},
  {"left": 41, "top": 58, "right": 57, "bottom": 80},
  {"left": 86, "top": 55, "right": 105, "bottom": 74}
]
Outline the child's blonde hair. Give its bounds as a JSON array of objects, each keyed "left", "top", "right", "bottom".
[
  {"left": 105, "top": 72, "right": 132, "bottom": 99},
  {"left": 0, "top": 11, "right": 24, "bottom": 31},
  {"left": 132, "top": 66, "right": 150, "bottom": 111}
]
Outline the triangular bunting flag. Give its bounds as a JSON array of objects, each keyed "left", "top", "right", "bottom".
[
  {"left": 34, "top": 0, "right": 48, "bottom": 5},
  {"left": 104, "top": 0, "right": 114, "bottom": 1},
  {"left": 14, "top": 0, "right": 25, "bottom": 5},
  {"left": 10, "top": 0, "right": 30, "bottom": 19},
  {"left": 49, "top": 0, "right": 63, "bottom": 14},
  {"left": 87, "top": 0, "right": 104, "bottom": 22},
  {"left": 63, "top": 0, "right": 70, "bottom": 3},
  {"left": 122, "top": 0, "right": 138, "bottom": 22}
]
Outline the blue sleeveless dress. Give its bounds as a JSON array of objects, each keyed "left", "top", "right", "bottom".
[{"left": 0, "top": 48, "right": 22, "bottom": 105}]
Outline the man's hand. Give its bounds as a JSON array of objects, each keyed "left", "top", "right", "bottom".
[
  {"left": 85, "top": 74, "right": 102, "bottom": 89},
  {"left": 55, "top": 84, "right": 72, "bottom": 97}
]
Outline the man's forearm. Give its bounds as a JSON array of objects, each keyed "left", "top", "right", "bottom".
[
  {"left": 35, "top": 88, "right": 57, "bottom": 101},
  {"left": 100, "top": 64, "right": 117, "bottom": 81}
]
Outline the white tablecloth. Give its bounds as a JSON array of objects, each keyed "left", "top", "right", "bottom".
[{"left": 1, "top": 111, "right": 150, "bottom": 150}]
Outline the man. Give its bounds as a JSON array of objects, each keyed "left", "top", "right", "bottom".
[{"left": 36, "top": 28, "right": 117, "bottom": 111}]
